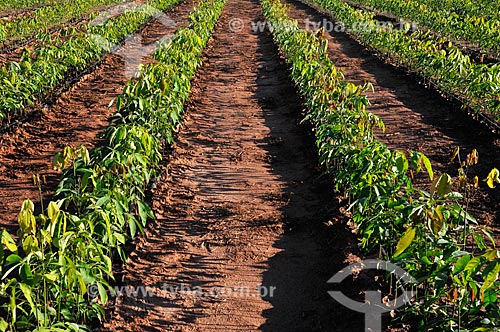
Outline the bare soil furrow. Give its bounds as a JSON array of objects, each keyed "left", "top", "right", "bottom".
[
  {"left": 0, "top": 0, "right": 146, "bottom": 66},
  {"left": 0, "top": 3, "right": 51, "bottom": 20},
  {"left": 103, "top": 0, "right": 366, "bottom": 330},
  {"left": 0, "top": 0, "right": 198, "bottom": 231},
  {"left": 341, "top": 0, "right": 500, "bottom": 64},
  {"left": 285, "top": 0, "right": 500, "bottom": 233}
]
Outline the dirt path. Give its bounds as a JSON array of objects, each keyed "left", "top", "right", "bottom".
[
  {"left": 340, "top": 0, "right": 500, "bottom": 64},
  {"left": 102, "top": 0, "right": 367, "bottom": 330},
  {"left": 0, "top": 1, "right": 129, "bottom": 64},
  {"left": 0, "top": 1, "right": 54, "bottom": 17},
  {"left": 285, "top": 0, "right": 500, "bottom": 232},
  {"left": 0, "top": 17, "right": 88, "bottom": 66},
  {"left": 0, "top": 0, "right": 197, "bottom": 232},
  {"left": 0, "top": 3, "right": 51, "bottom": 20}
]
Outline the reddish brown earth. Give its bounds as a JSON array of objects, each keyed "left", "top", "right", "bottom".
[
  {"left": 341, "top": 0, "right": 500, "bottom": 64},
  {"left": 0, "top": 0, "right": 198, "bottom": 232},
  {"left": 0, "top": 16, "right": 90, "bottom": 66},
  {"left": 0, "top": 0, "right": 144, "bottom": 65},
  {"left": 0, "top": 3, "right": 50, "bottom": 20},
  {"left": 101, "top": 0, "right": 382, "bottom": 330},
  {"left": 0, "top": 0, "right": 497, "bottom": 330},
  {"left": 0, "top": 6, "right": 37, "bottom": 21},
  {"left": 285, "top": 0, "right": 500, "bottom": 240}
]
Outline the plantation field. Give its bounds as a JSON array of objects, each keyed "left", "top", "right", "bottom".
[{"left": 0, "top": 0, "right": 499, "bottom": 331}]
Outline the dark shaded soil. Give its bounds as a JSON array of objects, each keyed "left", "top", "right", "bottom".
[
  {"left": 102, "top": 0, "right": 374, "bottom": 330},
  {"left": 1, "top": 0, "right": 497, "bottom": 330},
  {"left": 342, "top": 0, "right": 500, "bottom": 64},
  {"left": 285, "top": 0, "right": 500, "bottom": 241},
  {"left": 0, "top": 0, "right": 198, "bottom": 232}
]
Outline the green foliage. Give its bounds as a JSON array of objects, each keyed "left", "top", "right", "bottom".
[
  {"left": 0, "top": 0, "right": 124, "bottom": 46},
  {"left": 261, "top": 0, "right": 500, "bottom": 330},
  {"left": 0, "top": 0, "right": 55, "bottom": 12},
  {"left": 348, "top": 0, "right": 500, "bottom": 53},
  {"left": 0, "top": 0, "right": 184, "bottom": 124},
  {"left": 304, "top": 0, "right": 500, "bottom": 124},
  {"left": 0, "top": 0, "right": 226, "bottom": 330}
]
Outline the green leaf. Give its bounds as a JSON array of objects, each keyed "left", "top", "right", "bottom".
[
  {"left": 430, "top": 206, "right": 444, "bottom": 236},
  {"left": 43, "top": 272, "right": 58, "bottom": 282},
  {"left": 95, "top": 196, "right": 110, "bottom": 207},
  {"left": 20, "top": 264, "right": 33, "bottom": 284},
  {"left": 18, "top": 199, "right": 36, "bottom": 235},
  {"left": 19, "top": 283, "right": 35, "bottom": 312},
  {"left": 453, "top": 254, "right": 471, "bottom": 275},
  {"left": 47, "top": 201, "right": 60, "bottom": 223},
  {"left": 482, "top": 287, "right": 497, "bottom": 305},
  {"left": 137, "top": 200, "right": 151, "bottom": 226},
  {"left": 421, "top": 256, "right": 432, "bottom": 265},
  {"left": 1, "top": 231, "right": 17, "bottom": 253},
  {"left": 0, "top": 317, "right": 8, "bottom": 332},
  {"left": 394, "top": 227, "right": 416, "bottom": 257},
  {"left": 5, "top": 254, "right": 22, "bottom": 264},
  {"left": 114, "top": 233, "right": 126, "bottom": 244},
  {"left": 483, "top": 249, "right": 499, "bottom": 261},
  {"left": 446, "top": 192, "right": 463, "bottom": 199},
  {"left": 480, "top": 261, "right": 500, "bottom": 296},
  {"left": 97, "top": 282, "right": 108, "bottom": 305},
  {"left": 464, "top": 256, "right": 483, "bottom": 279},
  {"left": 22, "top": 235, "right": 38, "bottom": 254},
  {"left": 128, "top": 216, "right": 137, "bottom": 238},
  {"left": 394, "top": 150, "right": 408, "bottom": 173},
  {"left": 77, "top": 273, "right": 86, "bottom": 297},
  {"left": 420, "top": 154, "right": 434, "bottom": 180},
  {"left": 452, "top": 250, "right": 469, "bottom": 257},
  {"left": 40, "top": 229, "right": 51, "bottom": 246},
  {"left": 430, "top": 173, "right": 452, "bottom": 197},
  {"left": 463, "top": 210, "right": 477, "bottom": 224}
]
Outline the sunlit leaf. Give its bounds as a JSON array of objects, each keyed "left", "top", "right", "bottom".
[
  {"left": 451, "top": 146, "right": 459, "bottom": 162},
  {"left": 394, "top": 227, "right": 416, "bottom": 257},
  {"left": 47, "top": 201, "right": 60, "bottom": 224},
  {"left": 430, "top": 173, "right": 452, "bottom": 197},
  {"left": 484, "top": 168, "right": 500, "bottom": 188},
  {"left": 453, "top": 254, "right": 471, "bottom": 275}
]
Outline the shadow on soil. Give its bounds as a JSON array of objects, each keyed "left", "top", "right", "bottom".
[
  {"left": 104, "top": 1, "right": 412, "bottom": 329},
  {"left": 251, "top": 11, "right": 369, "bottom": 331},
  {"left": 285, "top": 0, "right": 500, "bottom": 227}
]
